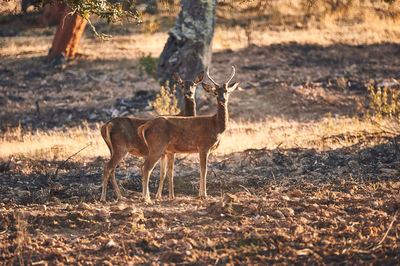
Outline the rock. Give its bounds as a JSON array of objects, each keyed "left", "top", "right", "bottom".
[
  {"left": 121, "top": 206, "right": 136, "bottom": 217},
  {"left": 96, "top": 208, "right": 109, "bottom": 220},
  {"left": 110, "top": 203, "right": 126, "bottom": 212},
  {"left": 282, "top": 208, "right": 295, "bottom": 217},
  {"left": 310, "top": 171, "right": 323, "bottom": 179},
  {"left": 15, "top": 189, "right": 31, "bottom": 199},
  {"left": 270, "top": 209, "right": 285, "bottom": 219},
  {"left": 321, "top": 239, "right": 330, "bottom": 245},
  {"left": 51, "top": 183, "right": 63, "bottom": 194},
  {"left": 78, "top": 202, "right": 90, "bottom": 210},
  {"left": 299, "top": 216, "right": 310, "bottom": 224},
  {"left": 223, "top": 193, "right": 238, "bottom": 203},
  {"left": 0, "top": 159, "right": 14, "bottom": 173},
  {"left": 380, "top": 168, "right": 398, "bottom": 176},
  {"left": 370, "top": 201, "right": 379, "bottom": 208},
  {"left": 197, "top": 210, "right": 207, "bottom": 215},
  {"left": 334, "top": 166, "right": 348, "bottom": 175},
  {"left": 309, "top": 203, "right": 320, "bottom": 211},
  {"left": 166, "top": 239, "right": 178, "bottom": 246},
  {"left": 348, "top": 160, "right": 359, "bottom": 169},
  {"left": 280, "top": 195, "right": 291, "bottom": 201},
  {"left": 293, "top": 224, "right": 305, "bottom": 234},
  {"left": 88, "top": 113, "right": 98, "bottom": 120},
  {"left": 358, "top": 148, "right": 373, "bottom": 163},
  {"left": 106, "top": 239, "right": 117, "bottom": 248}
]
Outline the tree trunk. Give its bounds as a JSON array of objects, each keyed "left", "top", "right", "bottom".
[
  {"left": 48, "top": 6, "right": 87, "bottom": 61},
  {"left": 157, "top": 0, "right": 217, "bottom": 104},
  {"left": 39, "top": 3, "right": 66, "bottom": 26}
]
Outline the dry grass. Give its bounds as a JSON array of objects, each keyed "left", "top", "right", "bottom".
[
  {"left": 2, "top": 1, "right": 399, "bottom": 60},
  {"left": 213, "top": 16, "right": 400, "bottom": 51},
  {"left": 219, "top": 116, "right": 387, "bottom": 155},
  {"left": 0, "top": 36, "right": 52, "bottom": 58},
  {"left": 213, "top": 0, "right": 400, "bottom": 50},
  {"left": 0, "top": 117, "right": 388, "bottom": 161},
  {"left": 0, "top": 123, "right": 107, "bottom": 161}
]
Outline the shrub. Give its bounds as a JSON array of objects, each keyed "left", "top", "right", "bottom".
[
  {"left": 151, "top": 81, "right": 180, "bottom": 115},
  {"left": 367, "top": 85, "right": 400, "bottom": 120},
  {"left": 138, "top": 53, "right": 158, "bottom": 79}
]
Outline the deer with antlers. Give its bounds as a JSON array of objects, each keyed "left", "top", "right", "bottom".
[
  {"left": 138, "top": 66, "right": 239, "bottom": 202},
  {"left": 100, "top": 71, "right": 204, "bottom": 202}
]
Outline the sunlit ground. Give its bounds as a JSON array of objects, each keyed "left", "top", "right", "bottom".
[{"left": 0, "top": 117, "right": 392, "bottom": 161}]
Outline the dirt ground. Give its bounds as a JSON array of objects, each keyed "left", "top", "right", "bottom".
[{"left": 1, "top": 6, "right": 400, "bottom": 265}]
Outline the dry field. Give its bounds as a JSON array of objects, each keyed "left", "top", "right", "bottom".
[{"left": 1, "top": 0, "right": 400, "bottom": 264}]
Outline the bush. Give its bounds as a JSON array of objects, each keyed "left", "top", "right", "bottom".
[
  {"left": 151, "top": 81, "right": 180, "bottom": 115},
  {"left": 367, "top": 85, "right": 400, "bottom": 120},
  {"left": 139, "top": 53, "right": 158, "bottom": 79}
]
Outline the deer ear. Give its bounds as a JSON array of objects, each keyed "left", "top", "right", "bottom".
[
  {"left": 194, "top": 71, "right": 205, "bottom": 84},
  {"left": 227, "top": 82, "right": 239, "bottom": 93},
  {"left": 202, "top": 83, "right": 216, "bottom": 94},
  {"left": 173, "top": 74, "right": 183, "bottom": 85}
]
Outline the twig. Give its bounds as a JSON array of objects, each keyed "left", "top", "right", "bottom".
[
  {"left": 376, "top": 210, "right": 398, "bottom": 247},
  {"left": 52, "top": 143, "right": 92, "bottom": 183},
  {"left": 176, "top": 153, "right": 191, "bottom": 163},
  {"left": 371, "top": 119, "right": 400, "bottom": 136},
  {"left": 86, "top": 17, "right": 112, "bottom": 40},
  {"left": 210, "top": 168, "right": 225, "bottom": 199},
  {"left": 35, "top": 100, "right": 40, "bottom": 118},
  {"left": 367, "top": 210, "right": 399, "bottom": 251},
  {"left": 65, "top": 6, "right": 111, "bottom": 40},
  {"left": 239, "top": 184, "right": 252, "bottom": 196}
]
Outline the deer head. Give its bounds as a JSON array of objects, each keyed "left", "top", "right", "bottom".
[
  {"left": 173, "top": 71, "right": 205, "bottom": 100},
  {"left": 202, "top": 66, "right": 239, "bottom": 104}
]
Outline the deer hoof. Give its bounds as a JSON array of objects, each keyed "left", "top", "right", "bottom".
[
  {"left": 144, "top": 197, "right": 152, "bottom": 204},
  {"left": 117, "top": 196, "right": 126, "bottom": 202},
  {"left": 198, "top": 195, "right": 207, "bottom": 200}
]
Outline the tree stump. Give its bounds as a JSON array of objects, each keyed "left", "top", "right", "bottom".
[
  {"left": 48, "top": 6, "right": 87, "bottom": 61},
  {"left": 157, "top": 0, "right": 217, "bottom": 105}
]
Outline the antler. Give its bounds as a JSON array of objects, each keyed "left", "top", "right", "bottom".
[
  {"left": 225, "top": 66, "right": 236, "bottom": 85},
  {"left": 206, "top": 67, "right": 220, "bottom": 87}
]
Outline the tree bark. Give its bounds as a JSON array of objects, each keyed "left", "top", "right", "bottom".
[
  {"left": 48, "top": 6, "right": 87, "bottom": 61},
  {"left": 39, "top": 3, "right": 65, "bottom": 26},
  {"left": 157, "top": 0, "right": 217, "bottom": 103}
]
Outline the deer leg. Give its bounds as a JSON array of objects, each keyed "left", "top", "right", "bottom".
[
  {"left": 101, "top": 162, "right": 111, "bottom": 202},
  {"left": 141, "top": 151, "right": 164, "bottom": 203},
  {"left": 167, "top": 153, "right": 175, "bottom": 200},
  {"left": 199, "top": 150, "right": 210, "bottom": 200},
  {"left": 110, "top": 167, "right": 124, "bottom": 201},
  {"left": 156, "top": 154, "right": 167, "bottom": 199},
  {"left": 101, "top": 151, "right": 127, "bottom": 202}
]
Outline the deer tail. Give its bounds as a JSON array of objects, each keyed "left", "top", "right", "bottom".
[
  {"left": 138, "top": 122, "right": 152, "bottom": 149},
  {"left": 101, "top": 123, "right": 113, "bottom": 157}
]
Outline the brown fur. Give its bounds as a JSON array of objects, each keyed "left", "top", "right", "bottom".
[
  {"left": 138, "top": 67, "right": 238, "bottom": 202},
  {"left": 100, "top": 71, "right": 204, "bottom": 202}
]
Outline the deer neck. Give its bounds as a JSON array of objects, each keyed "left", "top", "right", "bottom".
[
  {"left": 215, "top": 100, "right": 229, "bottom": 133},
  {"left": 183, "top": 97, "right": 196, "bottom": 116}
]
